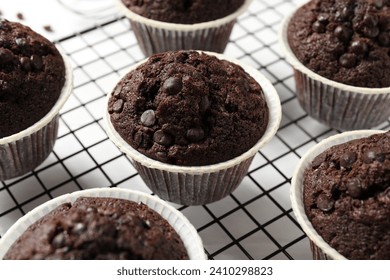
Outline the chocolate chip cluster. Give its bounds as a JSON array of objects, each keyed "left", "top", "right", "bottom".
[
  {"left": 305, "top": 131, "right": 389, "bottom": 215},
  {"left": 288, "top": 0, "right": 390, "bottom": 87},
  {"left": 310, "top": 0, "right": 390, "bottom": 69},
  {"left": 0, "top": 19, "right": 65, "bottom": 138},
  {"left": 108, "top": 51, "right": 269, "bottom": 166}
]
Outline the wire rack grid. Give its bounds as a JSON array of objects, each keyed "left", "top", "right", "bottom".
[{"left": 0, "top": 0, "right": 389, "bottom": 260}]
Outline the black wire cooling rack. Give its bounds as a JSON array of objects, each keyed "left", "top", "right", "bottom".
[{"left": 0, "top": 0, "right": 389, "bottom": 260}]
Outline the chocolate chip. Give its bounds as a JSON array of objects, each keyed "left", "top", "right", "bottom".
[
  {"left": 186, "top": 128, "right": 205, "bottom": 142},
  {"left": 317, "top": 14, "right": 329, "bottom": 23},
  {"left": 52, "top": 233, "right": 66, "bottom": 248},
  {"left": 200, "top": 95, "right": 210, "bottom": 113},
  {"left": 72, "top": 223, "right": 86, "bottom": 234},
  {"left": 347, "top": 178, "right": 362, "bottom": 198},
  {"left": 363, "top": 149, "right": 376, "bottom": 163},
  {"left": 378, "top": 32, "right": 390, "bottom": 47},
  {"left": 15, "top": 37, "right": 26, "bottom": 46},
  {"left": 0, "top": 48, "right": 14, "bottom": 64},
  {"left": 374, "top": 0, "right": 384, "bottom": 8},
  {"left": 363, "top": 26, "right": 380, "bottom": 38},
  {"left": 140, "top": 109, "right": 155, "bottom": 127},
  {"left": 350, "top": 40, "right": 368, "bottom": 55},
  {"left": 113, "top": 86, "right": 121, "bottom": 97},
  {"left": 311, "top": 153, "right": 326, "bottom": 169},
  {"left": 20, "top": 57, "right": 31, "bottom": 71},
  {"left": 16, "top": 12, "right": 24, "bottom": 20},
  {"left": 339, "top": 53, "right": 357, "bottom": 68},
  {"left": 363, "top": 148, "right": 385, "bottom": 163},
  {"left": 340, "top": 151, "right": 357, "bottom": 168},
  {"left": 335, "top": 7, "right": 351, "bottom": 21},
  {"left": 334, "top": 26, "right": 352, "bottom": 42},
  {"left": 0, "top": 18, "right": 9, "bottom": 30},
  {"left": 30, "top": 54, "right": 43, "bottom": 70},
  {"left": 156, "top": 151, "right": 168, "bottom": 160},
  {"left": 134, "top": 131, "right": 152, "bottom": 148},
  {"left": 153, "top": 130, "right": 173, "bottom": 146},
  {"left": 317, "top": 194, "right": 334, "bottom": 212},
  {"left": 363, "top": 14, "right": 379, "bottom": 27},
  {"left": 163, "top": 77, "right": 182, "bottom": 95},
  {"left": 112, "top": 99, "right": 124, "bottom": 113},
  {"left": 312, "top": 21, "right": 326, "bottom": 33},
  {"left": 43, "top": 25, "right": 53, "bottom": 32}
]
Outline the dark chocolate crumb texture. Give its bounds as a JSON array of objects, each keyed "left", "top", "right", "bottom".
[
  {"left": 288, "top": 0, "right": 390, "bottom": 87},
  {"left": 3, "top": 197, "right": 189, "bottom": 260},
  {"left": 0, "top": 19, "right": 65, "bottom": 138},
  {"left": 303, "top": 131, "right": 390, "bottom": 259},
  {"left": 108, "top": 51, "right": 269, "bottom": 166},
  {"left": 121, "top": 0, "right": 245, "bottom": 24}
]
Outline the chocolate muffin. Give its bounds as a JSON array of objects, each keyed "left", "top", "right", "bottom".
[
  {"left": 3, "top": 197, "right": 189, "bottom": 260},
  {"left": 287, "top": 0, "right": 390, "bottom": 88},
  {"left": 0, "top": 19, "right": 65, "bottom": 138},
  {"left": 303, "top": 131, "right": 390, "bottom": 259},
  {"left": 121, "top": 0, "right": 245, "bottom": 24},
  {"left": 108, "top": 50, "right": 269, "bottom": 166}
]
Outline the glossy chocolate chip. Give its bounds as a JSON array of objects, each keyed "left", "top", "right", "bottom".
[
  {"left": 153, "top": 130, "right": 173, "bottom": 146},
  {"left": 15, "top": 37, "right": 26, "bottom": 46},
  {"left": 363, "top": 148, "right": 385, "bottom": 163},
  {"left": 317, "top": 194, "right": 335, "bottom": 212},
  {"left": 156, "top": 151, "right": 168, "bottom": 161},
  {"left": 350, "top": 40, "right": 368, "bottom": 55},
  {"left": 334, "top": 26, "right": 352, "bottom": 42},
  {"left": 112, "top": 99, "right": 124, "bottom": 113},
  {"left": 374, "top": 0, "right": 384, "bottom": 8},
  {"left": 186, "top": 128, "right": 205, "bottom": 142},
  {"left": 312, "top": 21, "right": 326, "bottom": 33},
  {"left": 317, "top": 14, "right": 329, "bottom": 23},
  {"left": 311, "top": 153, "right": 326, "bottom": 169},
  {"left": 0, "top": 18, "right": 9, "bottom": 30},
  {"left": 339, "top": 53, "right": 357, "bottom": 68},
  {"left": 363, "top": 14, "right": 379, "bottom": 27},
  {"left": 163, "top": 76, "right": 182, "bottom": 95},
  {"left": 72, "top": 223, "right": 86, "bottom": 234},
  {"left": 134, "top": 131, "right": 152, "bottom": 148},
  {"left": 52, "top": 233, "right": 66, "bottom": 248},
  {"left": 340, "top": 151, "right": 357, "bottom": 168},
  {"left": 347, "top": 178, "right": 362, "bottom": 198},
  {"left": 0, "top": 48, "right": 13, "bottom": 64},
  {"left": 20, "top": 57, "right": 31, "bottom": 71},
  {"left": 30, "top": 54, "right": 43, "bottom": 70},
  {"left": 113, "top": 86, "right": 121, "bottom": 97},
  {"left": 363, "top": 26, "right": 380, "bottom": 38},
  {"left": 378, "top": 32, "right": 390, "bottom": 47},
  {"left": 140, "top": 109, "right": 155, "bottom": 127}
]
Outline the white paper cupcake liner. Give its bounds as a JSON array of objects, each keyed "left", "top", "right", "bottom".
[
  {"left": 279, "top": 4, "right": 390, "bottom": 131},
  {"left": 290, "top": 129, "right": 386, "bottom": 260},
  {"left": 0, "top": 188, "right": 206, "bottom": 260},
  {"left": 0, "top": 52, "right": 73, "bottom": 181},
  {"left": 103, "top": 51, "right": 281, "bottom": 205},
  {"left": 115, "top": 0, "right": 253, "bottom": 56}
]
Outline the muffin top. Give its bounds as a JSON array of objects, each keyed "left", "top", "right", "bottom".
[
  {"left": 0, "top": 19, "right": 65, "bottom": 138},
  {"left": 121, "top": 0, "right": 245, "bottom": 24},
  {"left": 108, "top": 50, "right": 269, "bottom": 166},
  {"left": 303, "top": 131, "right": 390, "bottom": 259},
  {"left": 3, "top": 197, "right": 189, "bottom": 260},
  {"left": 287, "top": 0, "right": 390, "bottom": 88}
]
